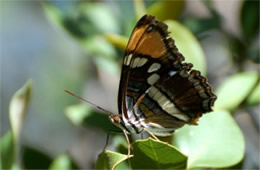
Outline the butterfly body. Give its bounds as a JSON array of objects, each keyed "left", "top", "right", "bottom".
[{"left": 111, "top": 15, "right": 217, "bottom": 137}]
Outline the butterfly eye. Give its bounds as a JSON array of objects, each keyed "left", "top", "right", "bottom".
[
  {"left": 114, "top": 115, "right": 121, "bottom": 123},
  {"left": 109, "top": 114, "right": 121, "bottom": 125}
]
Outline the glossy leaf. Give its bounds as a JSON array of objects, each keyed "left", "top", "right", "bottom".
[
  {"left": 241, "top": 0, "right": 259, "bottom": 41},
  {"left": 65, "top": 104, "right": 120, "bottom": 132},
  {"left": 9, "top": 79, "right": 32, "bottom": 142},
  {"left": 147, "top": 0, "right": 185, "bottom": 21},
  {"left": 166, "top": 20, "right": 207, "bottom": 75},
  {"left": 173, "top": 110, "right": 245, "bottom": 168},
  {"left": 215, "top": 72, "right": 259, "bottom": 110},
  {"left": 130, "top": 138, "right": 187, "bottom": 169},
  {"left": 0, "top": 132, "right": 15, "bottom": 169},
  {"left": 95, "top": 150, "right": 130, "bottom": 170},
  {"left": 49, "top": 154, "right": 79, "bottom": 170}
]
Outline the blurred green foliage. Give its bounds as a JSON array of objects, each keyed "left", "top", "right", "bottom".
[{"left": 1, "top": 0, "right": 259, "bottom": 169}]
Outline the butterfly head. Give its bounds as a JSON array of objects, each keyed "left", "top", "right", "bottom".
[{"left": 109, "top": 114, "right": 125, "bottom": 129}]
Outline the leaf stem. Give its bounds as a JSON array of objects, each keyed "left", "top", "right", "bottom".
[{"left": 134, "top": 0, "right": 147, "bottom": 20}]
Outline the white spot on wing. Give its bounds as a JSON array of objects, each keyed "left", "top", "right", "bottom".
[
  {"left": 147, "top": 74, "right": 160, "bottom": 85},
  {"left": 148, "top": 63, "right": 161, "bottom": 73},
  {"left": 169, "top": 70, "right": 177, "bottom": 76},
  {"left": 148, "top": 86, "right": 157, "bottom": 98},
  {"left": 132, "top": 57, "right": 140, "bottom": 68},
  {"left": 147, "top": 26, "right": 153, "bottom": 32},
  {"left": 147, "top": 86, "right": 189, "bottom": 122},
  {"left": 137, "top": 58, "right": 148, "bottom": 67},
  {"left": 124, "top": 53, "right": 133, "bottom": 66}
]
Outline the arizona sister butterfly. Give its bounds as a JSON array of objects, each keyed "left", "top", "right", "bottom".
[{"left": 66, "top": 15, "right": 217, "bottom": 156}]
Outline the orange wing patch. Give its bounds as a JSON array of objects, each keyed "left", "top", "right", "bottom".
[
  {"left": 135, "top": 30, "right": 167, "bottom": 58},
  {"left": 126, "top": 25, "right": 149, "bottom": 54}
]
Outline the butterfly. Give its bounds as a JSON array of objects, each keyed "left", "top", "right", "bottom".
[{"left": 66, "top": 14, "right": 217, "bottom": 156}]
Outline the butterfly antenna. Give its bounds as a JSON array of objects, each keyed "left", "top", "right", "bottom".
[{"left": 65, "top": 89, "right": 113, "bottom": 115}]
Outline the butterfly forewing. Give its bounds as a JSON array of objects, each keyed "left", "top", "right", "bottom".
[{"left": 118, "top": 15, "right": 216, "bottom": 136}]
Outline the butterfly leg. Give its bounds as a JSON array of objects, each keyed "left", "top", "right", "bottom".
[
  {"left": 144, "top": 128, "right": 159, "bottom": 141},
  {"left": 123, "top": 129, "right": 133, "bottom": 158},
  {"left": 103, "top": 130, "right": 123, "bottom": 152},
  {"left": 103, "top": 132, "right": 110, "bottom": 152}
]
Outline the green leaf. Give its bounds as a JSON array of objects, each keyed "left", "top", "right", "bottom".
[
  {"left": 0, "top": 132, "right": 15, "bottom": 169},
  {"left": 246, "top": 78, "right": 260, "bottom": 106},
  {"left": 147, "top": 0, "right": 185, "bottom": 21},
  {"left": 173, "top": 110, "right": 245, "bottom": 169},
  {"left": 22, "top": 146, "right": 52, "bottom": 169},
  {"left": 95, "top": 150, "right": 130, "bottom": 170},
  {"left": 81, "top": 36, "right": 118, "bottom": 59},
  {"left": 49, "top": 154, "right": 79, "bottom": 170},
  {"left": 65, "top": 104, "right": 120, "bottom": 132},
  {"left": 42, "top": 3, "right": 64, "bottom": 34},
  {"left": 78, "top": 3, "right": 120, "bottom": 35},
  {"left": 81, "top": 36, "right": 120, "bottom": 74},
  {"left": 165, "top": 20, "right": 207, "bottom": 75},
  {"left": 215, "top": 72, "right": 259, "bottom": 110},
  {"left": 9, "top": 79, "right": 32, "bottom": 142},
  {"left": 65, "top": 103, "right": 90, "bottom": 126},
  {"left": 130, "top": 138, "right": 187, "bottom": 169},
  {"left": 43, "top": 2, "right": 119, "bottom": 40},
  {"left": 241, "top": 0, "right": 259, "bottom": 42},
  {"left": 183, "top": 18, "right": 220, "bottom": 35},
  {"left": 104, "top": 33, "right": 128, "bottom": 51},
  {"left": 247, "top": 41, "right": 260, "bottom": 63}
]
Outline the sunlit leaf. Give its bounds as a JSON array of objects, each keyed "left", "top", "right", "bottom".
[
  {"left": 166, "top": 20, "right": 207, "bottom": 75},
  {"left": 130, "top": 138, "right": 187, "bottom": 169},
  {"left": 49, "top": 154, "right": 79, "bottom": 170},
  {"left": 215, "top": 72, "right": 259, "bottom": 110},
  {"left": 0, "top": 132, "right": 15, "bottom": 169},
  {"left": 65, "top": 103, "right": 91, "bottom": 126},
  {"left": 246, "top": 78, "right": 260, "bottom": 106},
  {"left": 9, "top": 80, "right": 32, "bottom": 141},
  {"left": 173, "top": 110, "right": 245, "bottom": 168},
  {"left": 95, "top": 150, "right": 130, "bottom": 170},
  {"left": 104, "top": 33, "right": 128, "bottom": 51},
  {"left": 241, "top": 0, "right": 259, "bottom": 41},
  {"left": 147, "top": 0, "right": 185, "bottom": 21},
  {"left": 99, "top": 138, "right": 187, "bottom": 169}
]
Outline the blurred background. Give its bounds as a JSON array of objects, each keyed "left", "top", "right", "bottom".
[{"left": 1, "top": 0, "right": 259, "bottom": 169}]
